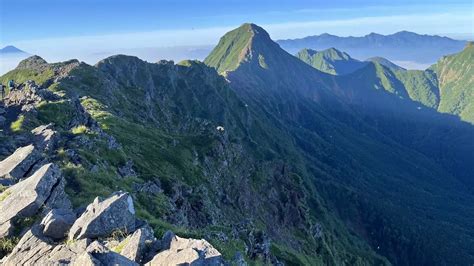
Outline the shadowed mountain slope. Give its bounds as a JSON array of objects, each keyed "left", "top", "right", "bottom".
[{"left": 206, "top": 23, "right": 474, "bottom": 265}]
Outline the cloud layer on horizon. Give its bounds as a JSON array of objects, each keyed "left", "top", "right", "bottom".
[{"left": 1, "top": 8, "right": 471, "bottom": 73}]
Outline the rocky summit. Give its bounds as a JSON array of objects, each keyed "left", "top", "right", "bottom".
[{"left": 0, "top": 23, "right": 473, "bottom": 265}]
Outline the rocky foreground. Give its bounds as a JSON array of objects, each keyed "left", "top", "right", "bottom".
[
  {"left": 0, "top": 81, "right": 225, "bottom": 265},
  {"left": 0, "top": 148, "right": 223, "bottom": 265}
]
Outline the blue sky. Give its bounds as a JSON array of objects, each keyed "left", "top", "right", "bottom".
[{"left": 0, "top": 0, "right": 472, "bottom": 65}]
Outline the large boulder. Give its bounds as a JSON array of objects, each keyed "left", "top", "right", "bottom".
[
  {"left": 68, "top": 192, "right": 136, "bottom": 240},
  {"left": 146, "top": 231, "right": 223, "bottom": 266},
  {"left": 0, "top": 163, "right": 64, "bottom": 238},
  {"left": 41, "top": 208, "right": 76, "bottom": 240},
  {"left": 0, "top": 144, "right": 40, "bottom": 184},
  {"left": 119, "top": 223, "right": 156, "bottom": 263}
]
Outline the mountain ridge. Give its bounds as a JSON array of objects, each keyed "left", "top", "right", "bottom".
[
  {"left": 205, "top": 23, "right": 474, "bottom": 265},
  {"left": 0, "top": 23, "right": 473, "bottom": 265}
]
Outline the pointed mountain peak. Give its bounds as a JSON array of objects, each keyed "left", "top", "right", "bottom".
[
  {"left": 240, "top": 23, "right": 264, "bottom": 33},
  {"left": 0, "top": 45, "right": 27, "bottom": 54},
  {"left": 204, "top": 23, "right": 278, "bottom": 73}
]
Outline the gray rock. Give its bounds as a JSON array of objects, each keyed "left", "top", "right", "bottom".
[
  {"left": 0, "top": 144, "right": 40, "bottom": 182},
  {"left": 41, "top": 208, "right": 76, "bottom": 240},
  {"left": 73, "top": 251, "right": 103, "bottom": 266},
  {"left": 31, "top": 124, "right": 58, "bottom": 151},
  {"left": 119, "top": 223, "right": 156, "bottom": 263},
  {"left": 0, "top": 220, "right": 14, "bottom": 239},
  {"left": 43, "top": 175, "right": 73, "bottom": 211},
  {"left": 3, "top": 83, "right": 43, "bottom": 107},
  {"left": 68, "top": 192, "right": 136, "bottom": 240},
  {"left": 160, "top": 230, "right": 176, "bottom": 250},
  {"left": 86, "top": 240, "right": 138, "bottom": 266},
  {"left": 146, "top": 232, "right": 223, "bottom": 266},
  {"left": 0, "top": 163, "right": 63, "bottom": 238},
  {"left": 2, "top": 224, "right": 90, "bottom": 265}
]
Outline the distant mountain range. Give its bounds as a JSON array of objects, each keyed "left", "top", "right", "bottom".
[{"left": 277, "top": 31, "right": 467, "bottom": 67}]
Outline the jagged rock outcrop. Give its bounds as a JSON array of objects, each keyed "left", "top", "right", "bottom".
[
  {"left": 1, "top": 189, "right": 224, "bottom": 265},
  {"left": 0, "top": 163, "right": 68, "bottom": 238},
  {"left": 2, "top": 227, "right": 134, "bottom": 265},
  {"left": 3, "top": 82, "right": 42, "bottom": 108},
  {"left": 146, "top": 231, "right": 223, "bottom": 266},
  {"left": 68, "top": 192, "right": 136, "bottom": 240},
  {"left": 0, "top": 144, "right": 40, "bottom": 184},
  {"left": 1, "top": 225, "right": 90, "bottom": 265}
]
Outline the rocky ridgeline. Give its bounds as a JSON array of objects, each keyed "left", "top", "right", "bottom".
[{"left": 0, "top": 126, "right": 224, "bottom": 265}]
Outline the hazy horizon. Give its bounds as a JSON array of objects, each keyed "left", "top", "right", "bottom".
[
  {"left": 0, "top": 28, "right": 470, "bottom": 75},
  {"left": 1, "top": 0, "right": 472, "bottom": 73}
]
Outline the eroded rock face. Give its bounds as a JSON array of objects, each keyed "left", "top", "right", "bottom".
[
  {"left": 68, "top": 192, "right": 136, "bottom": 240},
  {"left": 147, "top": 231, "right": 223, "bottom": 266},
  {"left": 0, "top": 144, "right": 40, "bottom": 184},
  {"left": 0, "top": 163, "right": 64, "bottom": 238}
]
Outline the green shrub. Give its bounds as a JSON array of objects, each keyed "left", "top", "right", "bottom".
[
  {"left": 0, "top": 237, "right": 19, "bottom": 258},
  {"left": 10, "top": 115, "right": 25, "bottom": 132}
]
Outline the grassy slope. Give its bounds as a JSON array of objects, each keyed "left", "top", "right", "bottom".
[
  {"left": 0, "top": 53, "right": 395, "bottom": 264},
  {"left": 431, "top": 43, "right": 474, "bottom": 123}
]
